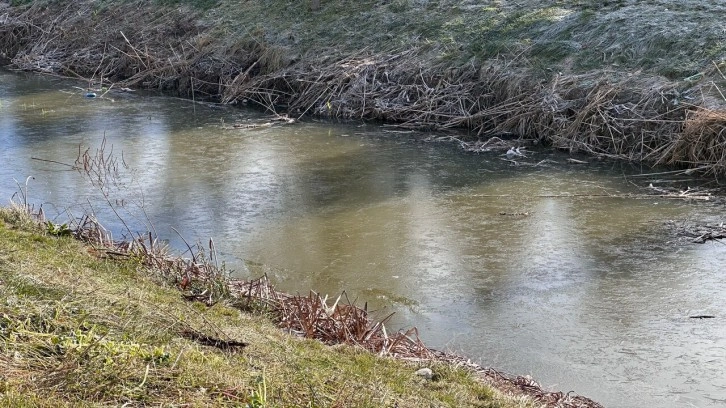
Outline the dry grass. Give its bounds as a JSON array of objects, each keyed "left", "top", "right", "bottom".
[
  {"left": 660, "top": 108, "right": 726, "bottom": 173},
  {"left": 230, "top": 51, "right": 726, "bottom": 175},
  {"left": 0, "top": 1, "right": 282, "bottom": 99},
  {"left": 231, "top": 276, "right": 604, "bottom": 408},
  {"left": 2, "top": 1, "right": 726, "bottom": 173},
  {"left": 232, "top": 276, "right": 432, "bottom": 358}
]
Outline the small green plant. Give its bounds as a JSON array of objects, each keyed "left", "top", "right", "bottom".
[
  {"left": 246, "top": 372, "right": 267, "bottom": 408},
  {"left": 46, "top": 221, "right": 71, "bottom": 237}
]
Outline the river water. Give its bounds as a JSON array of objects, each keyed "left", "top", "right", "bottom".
[{"left": 1, "top": 69, "right": 725, "bottom": 407}]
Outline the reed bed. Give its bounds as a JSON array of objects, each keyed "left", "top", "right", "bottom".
[
  {"left": 231, "top": 53, "right": 726, "bottom": 175},
  {"left": 3, "top": 1, "right": 726, "bottom": 175},
  {"left": 0, "top": 1, "right": 276, "bottom": 98}
]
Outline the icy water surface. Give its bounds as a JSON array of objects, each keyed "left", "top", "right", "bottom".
[{"left": 2, "top": 69, "right": 725, "bottom": 407}]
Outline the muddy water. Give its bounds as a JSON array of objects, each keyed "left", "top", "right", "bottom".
[{"left": 2, "top": 69, "right": 725, "bottom": 407}]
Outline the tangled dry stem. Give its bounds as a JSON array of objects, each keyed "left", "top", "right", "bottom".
[
  {"left": 235, "top": 54, "right": 726, "bottom": 176},
  {"left": 230, "top": 276, "right": 431, "bottom": 359}
]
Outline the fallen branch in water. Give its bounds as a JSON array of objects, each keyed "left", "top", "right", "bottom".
[
  {"left": 691, "top": 230, "right": 726, "bottom": 244},
  {"left": 667, "top": 220, "right": 726, "bottom": 244}
]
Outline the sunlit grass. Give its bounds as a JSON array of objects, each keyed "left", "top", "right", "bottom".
[{"left": 0, "top": 207, "right": 532, "bottom": 407}]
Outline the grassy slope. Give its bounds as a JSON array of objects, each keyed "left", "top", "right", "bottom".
[
  {"left": 0, "top": 208, "right": 529, "bottom": 408},
  {"left": 205, "top": 0, "right": 726, "bottom": 83}
]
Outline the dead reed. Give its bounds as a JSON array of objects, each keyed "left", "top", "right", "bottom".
[
  {"left": 229, "top": 276, "right": 603, "bottom": 408},
  {"left": 233, "top": 51, "right": 726, "bottom": 175},
  {"left": 230, "top": 276, "right": 432, "bottom": 359},
  {"left": 659, "top": 108, "right": 726, "bottom": 174},
  {"left": 0, "top": 1, "right": 277, "bottom": 98},
  {"left": 3, "top": 1, "right": 726, "bottom": 174}
]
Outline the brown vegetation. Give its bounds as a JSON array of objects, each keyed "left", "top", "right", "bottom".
[
  {"left": 231, "top": 276, "right": 604, "bottom": 408},
  {"left": 2, "top": 1, "right": 726, "bottom": 175}
]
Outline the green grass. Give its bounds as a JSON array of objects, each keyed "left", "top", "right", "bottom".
[
  {"left": 0, "top": 207, "right": 531, "bottom": 408},
  {"left": 7, "top": 0, "right": 726, "bottom": 93},
  {"left": 155, "top": 0, "right": 219, "bottom": 11},
  {"left": 194, "top": 0, "right": 726, "bottom": 83}
]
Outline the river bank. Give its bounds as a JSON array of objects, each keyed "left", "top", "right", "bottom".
[
  {"left": 2, "top": 0, "right": 726, "bottom": 174},
  {"left": 0, "top": 205, "right": 607, "bottom": 407},
  {"left": 0, "top": 207, "right": 510, "bottom": 407}
]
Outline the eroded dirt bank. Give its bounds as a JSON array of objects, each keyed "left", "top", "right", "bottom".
[{"left": 3, "top": 1, "right": 726, "bottom": 174}]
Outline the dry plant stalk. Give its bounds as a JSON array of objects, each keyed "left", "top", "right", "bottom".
[
  {"left": 65, "top": 137, "right": 231, "bottom": 306},
  {"left": 230, "top": 276, "right": 431, "bottom": 359},
  {"left": 228, "top": 50, "right": 726, "bottom": 174},
  {"left": 231, "top": 276, "right": 602, "bottom": 408}
]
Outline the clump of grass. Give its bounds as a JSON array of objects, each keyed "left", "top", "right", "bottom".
[
  {"left": 232, "top": 276, "right": 432, "bottom": 358},
  {"left": 657, "top": 108, "right": 726, "bottom": 174}
]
